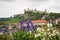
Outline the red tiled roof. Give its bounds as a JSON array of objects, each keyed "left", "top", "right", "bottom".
[{"left": 32, "top": 20, "right": 48, "bottom": 24}]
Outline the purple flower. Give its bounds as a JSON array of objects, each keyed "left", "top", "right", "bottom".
[
  {"left": 20, "top": 19, "right": 25, "bottom": 30},
  {"left": 20, "top": 20, "right": 24, "bottom": 26},
  {"left": 0, "top": 28, "right": 3, "bottom": 32},
  {"left": 4, "top": 28, "right": 8, "bottom": 32},
  {"left": 26, "top": 21, "right": 30, "bottom": 31},
  {"left": 26, "top": 17, "right": 36, "bottom": 31},
  {"left": 5, "top": 27, "right": 8, "bottom": 30},
  {"left": 20, "top": 17, "right": 36, "bottom": 31}
]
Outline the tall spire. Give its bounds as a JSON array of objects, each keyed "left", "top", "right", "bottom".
[{"left": 45, "top": 9, "right": 47, "bottom": 13}]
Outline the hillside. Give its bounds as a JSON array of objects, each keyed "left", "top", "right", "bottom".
[{"left": 0, "top": 9, "right": 60, "bottom": 25}]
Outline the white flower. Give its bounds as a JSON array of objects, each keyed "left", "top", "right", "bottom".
[
  {"left": 35, "top": 33, "right": 41, "bottom": 38},
  {"left": 42, "top": 29, "right": 44, "bottom": 31},
  {"left": 29, "top": 31, "right": 32, "bottom": 33},
  {"left": 51, "top": 33, "right": 55, "bottom": 36},
  {"left": 37, "top": 27, "right": 41, "bottom": 31},
  {"left": 44, "top": 32, "right": 46, "bottom": 35},
  {"left": 37, "top": 27, "right": 40, "bottom": 31},
  {"left": 47, "top": 32, "right": 50, "bottom": 35},
  {"left": 47, "top": 28, "right": 50, "bottom": 31},
  {"left": 53, "top": 30, "right": 56, "bottom": 33},
  {"left": 56, "top": 31, "right": 60, "bottom": 35},
  {"left": 29, "top": 31, "right": 32, "bottom": 34}
]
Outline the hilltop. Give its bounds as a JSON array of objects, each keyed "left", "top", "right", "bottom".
[{"left": 0, "top": 9, "right": 60, "bottom": 25}]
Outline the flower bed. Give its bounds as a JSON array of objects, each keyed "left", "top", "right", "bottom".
[{"left": 0, "top": 29, "right": 60, "bottom": 40}]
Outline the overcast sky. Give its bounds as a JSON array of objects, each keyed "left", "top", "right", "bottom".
[{"left": 0, "top": 0, "right": 60, "bottom": 18}]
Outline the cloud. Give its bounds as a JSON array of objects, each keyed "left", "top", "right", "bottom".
[
  {"left": 0, "top": 0, "right": 60, "bottom": 17},
  {"left": 46, "top": 0, "right": 60, "bottom": 12},
  {"left": 27, "top": 0, "right": 49, "bottom": 1},
  {"left": 0, "top": 0, "right": 15, "bottom": 2}
]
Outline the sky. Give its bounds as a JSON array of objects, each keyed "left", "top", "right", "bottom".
[{"left": 0, "top": 0, "right": 60, "bottom": 18}]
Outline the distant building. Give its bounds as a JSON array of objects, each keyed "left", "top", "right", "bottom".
[
  {"left": 55, "top": 17, "right": 60, "bottom": 24},
  {"left": 32, "top": 20, "right": 48, "bottom": 26},
  {"left": 8, "top": 23, "right": 20, "bottom": 30},
  {"left": 49, "top": 17, "right": 60, "bottom": 24},
  {"left": 24, "top": 8, "right": 46, "bottom": 13}
]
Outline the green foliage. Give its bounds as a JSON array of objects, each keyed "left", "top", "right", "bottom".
[
  {"left": 11, "top": 30, "right": 35, "bottom": 40},
  {"left": 0, "top": 30, "right": 60, "bottom": 40},
  {"left": 0, "top": 21, "right": 8, "bottom": 25},
  {"left": 0, "top": 10, "right": 60, "bottom": 25},
  {"left": 0, "top": 18, "right": 10, "bottom": 21},
  {"left": 0, "top": 34, "right": 12, "bottom": 40},
  {"left": 25, "top": 10, "right": 48, "bottom": 20},
  {"left": 49, "top": 13, "right": 60, "bottom": 19},
  {"left": 57, "top": 22, "right": 60, "bottom": 28}
]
